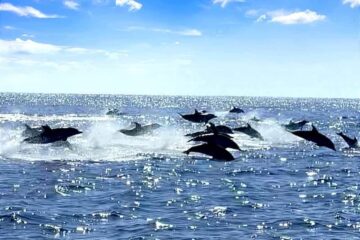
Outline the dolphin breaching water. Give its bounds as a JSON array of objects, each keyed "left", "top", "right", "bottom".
[
  {"left": 119, "top": 122, "right": 161, "bottom": 136},
  {"left": 185, "top": 123, "right": 233, "bottom": 138},
  {"left": 283, "top": 120, "right": 309, "bottom": 131},
  {"left": 24, "top": 125, "right": 82, "bottom": 144},
  {"left": 189, "top": 133, "right": 240, "bottom": 150},
  {"left": 179, "top": 109, "right": 217, "bottom": 123},
  {"left": 233, "top": 123, "right": 264, "bottom": 140},
  {"left": 183, "top": 143, "right": 235, "bottom": 161},
  {"left": 229, "top": 106, "right": 244, "bottom": 113},
  {"left": 337, "top": 132, "right": 359, "bottom": 148},
  {"left": 288, "top": 125, "right": 336, "bottom": 151}
]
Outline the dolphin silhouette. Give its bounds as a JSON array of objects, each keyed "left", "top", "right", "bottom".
[
  {"left": 184, "top": 143, "right": 235, "bottom": 161},
  {"left": 179, "top": 109, "right": 217, "bottom": 123},
  {"left": 337, "top": 132, "right": 359, "bottom": 148},
  {"left": 229, "top": 106, "right": 244, "bottom": 113},
  {"left": 289, "top": 125, "right": 336, "bottom": 151},
  {"left": 24, "top": 125, "right": 82, "bottom": 144},
  {"left": 185, "top": 123, "right": 233, "bottom": 138},
  {"left": 120, "top": 122, "right": 161, "bottom": 136},
  {"left": 189, "top": 133, "right": 240, "bottom": 150},
  {"left": 233, "top": 123, "right": 264, "bottom": 140}
]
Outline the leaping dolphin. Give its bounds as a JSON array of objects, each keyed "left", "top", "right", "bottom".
[
  {"left": 119, "top": 122, "right": 161, "bottom": 136},
  {"left": 189, "top": 134, "right": 240, "bottom": 150},
  {"left": 233, "top": 123, "right": 264, "bottom": 140},
  {"left": 337, "top": 132, "right": 359, "bottom": 148},
  {"left": 229, "top": 106, "right": 244, "bottom": 113},
  {"left": 24, "top": 125, "right": 82, "bottom": 144},
  {"left": 184, "top": 143, "right": 235, "bottom": 161},
  {"left": 179, "top": 109, "right": 217, "bottom": 123},
  {"left": 283, "top": 120, "right": 309, "bottom": 131},
  {"left": 289, "top": 125, "right": 336, "bottom": 151},
  {"left": 185, "top": 123, "right": 233, "bottom": 138}
]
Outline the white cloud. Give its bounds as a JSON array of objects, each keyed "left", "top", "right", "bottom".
[
  {"left": 0, "top": 38, "right": 61, "bottom": 55},
  {"left": 126, "top": 27, "right": 202, "bottom": 37},
  {"left": 343, "top": 0, "right": 360, "bottom": 8},
  {"left": 213, "top": 0, "right": 245, "bottom": 8},
  {"left": 270, "top": 10, "right": 326, "bottom": 25},
  {"left": 115, "top": 0, "right": 142, "bottom": 11},
  {"left": 256, "top": 14, "right": 267, "bottom": 23},
  {"left": 0, "top": 3, "right": 61, "bottom": 18},
  {"left": 64, "top": 0, "right": 80, "bottom": 10}
]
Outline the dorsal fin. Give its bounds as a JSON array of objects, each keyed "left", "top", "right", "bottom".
[
  {"left": 208, "top": 122, "right": 218, "bottom": 135},
  {"left": 247, "top": 123, "right": 251, "bottom": 128},
  {"left": 194, "top": 109, "right": 199, "bottom": 114},
  {"left": 354, "top": 137, "right": 358, "bottom": 142},
  {"left": 132, "top": 122, "right": 141, "bottom": 128},
  {"left": 311, "top": 125, "right": 318, "bottom": 132},
  {"left": 41, "top": 125, "right": 52, "bottom": 132},
  {"left": 24, "top": 124, "right": 31, "bottom": 130}
]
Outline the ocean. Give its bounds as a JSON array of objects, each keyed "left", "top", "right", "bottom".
[{"left": 0, "top": 92, "right": 359, "bottom": 239}]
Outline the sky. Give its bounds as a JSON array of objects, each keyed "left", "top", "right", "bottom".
[{"left": 0, "top": 0, "right": 359, "bottom": 98}]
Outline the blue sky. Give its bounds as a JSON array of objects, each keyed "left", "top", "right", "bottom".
[{"left": 0, "top": 0, "right": 359, "bottom": 97}]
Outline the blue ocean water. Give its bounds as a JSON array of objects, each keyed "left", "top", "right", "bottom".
[{"left": 0, "top": 93, "right": 360, "bottom": 239}]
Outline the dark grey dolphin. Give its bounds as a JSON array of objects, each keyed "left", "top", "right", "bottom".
[
  {"left": 106, "top": 108, "right": 125, "bottom": 116},
  {"left": 283, "top": 120, "right": 309, "bottom": 131},
  {"left": 185, "top": 123, "right": 233, "bottom": 138},
  {"left": 337, "top": 132, "right": 359, "bottom": 148},
  {"left": 229, "top": 106, "right": 244, "bottom": 113},
  {"left": 119, "top": 122, "right": 161, "bottom": 136},
  {"left": 233, "top": 123, "right": 264, "bottom": 140},
  {"left": 179, "top": 109, "right": 217, "bottom": 123},
  {"left": 24, "top": 125, "right": 82, "bottom": 144},
  {"left": 189, "top": 134, "right": 240, "bottom": 150},
  {"left": 289, "top": 125, "right": 336, "bottom": 151},
  {"left": 184, "top": 143, "right": 235, "bottom": 161},
  {"left": 22, "top": 124, "right": 43, "bottom": 138}
]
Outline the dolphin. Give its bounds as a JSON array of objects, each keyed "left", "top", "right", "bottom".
[
  {"left": 229, "top": 106, "right": 244, "bottom": 114},
  {"left": 24, "top": 125, "right": 82, "bottom": 144},
  {"left": 288, "top": 125, "right": 336, "bottom": 151},
  {"left": 189, "top": 134, "right": 240, "bottom": 150},
  {"left": 22, "top": 124, "right": 44, "bottom": 138},
  {"left": 233, "top": 123, "right": 264, "bottom": 140},
  {"left": 185, "top": 123, "right": 233, "bottom": 138},
  {"left": 283, "top": 120, "right": 309, "bottom": 131},
  {"left": 106, "top": 108, "right": 125, "bottom": 116},
  {"left": 337, "top": 132, "right": 359, "bottom": 148},
  {"left": 179, "top": 109, "right": 217, "bottom": 123},
  {"left": 120, "top": 122, "right": 161, "bottom": 136},
  {"left": 184, "top": 143, "right": 235, "bottom": 161}
]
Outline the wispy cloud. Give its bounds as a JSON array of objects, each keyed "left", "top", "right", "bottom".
[
  {"left": 213, "top": 0, "right": 245, "bottom": 8},
  {"left": 0, "top": 3, "right": 61, "bottom": 18},
  {"left": 343, "top": 0, "right": 360, "bottom": 8},
  {"left": 126, "top": 27, "right": 203, "bottom": 37},
  {"left": 64, "top": 0, "right": 80, "bottom": 10},
  {"left": 252, "top": 9, "right": 325, "bottom": 25},
  {"left": 0, "top": 38, "right": 127, "bottom": 59},
  {"left": 115, "top": 0, "right": 142, "bottom": 11}
]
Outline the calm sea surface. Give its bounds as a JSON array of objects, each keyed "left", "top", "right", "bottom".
[{"left": 0, "top": 93, "right": 360, "bottom": 239}]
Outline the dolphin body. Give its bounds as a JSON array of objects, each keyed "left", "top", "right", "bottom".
[
  {"left": 179, "top": 109, "right": 217, "bottom": 123},
  {"left": 283, "top": 120, "right": 309, "bottom": 131},
  {"left": 120, "top": 122, "right": 161, "bottom": 136},
  {"left": 229, "top": 106, "right": 244, "bottom": 114},
  {"left": 106, "top": 108, "right": 125, "bottom": 116},
  {"left": 189, "top": 134, "right": 240, "bottom": 150},
  {"left": 184, "top": 143, "right": 235, "bottom": 161},
  {"left": 337, "top": 132, "right": 359, "bottom": 148},
  {"left": 22, "top": 124, "right": 43, "bottom": 138},
  {"left": 233, "top": 123, "right": 264, "bottom": 140},
  {"left": 24, "top": 125, "right": 82, "bottom": 144},
  {"left": 185, "top": 123, "right": 233, "bottom": 138},
  {"left": 289, "top": 125, "right": 336, "bottom": 151}
]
